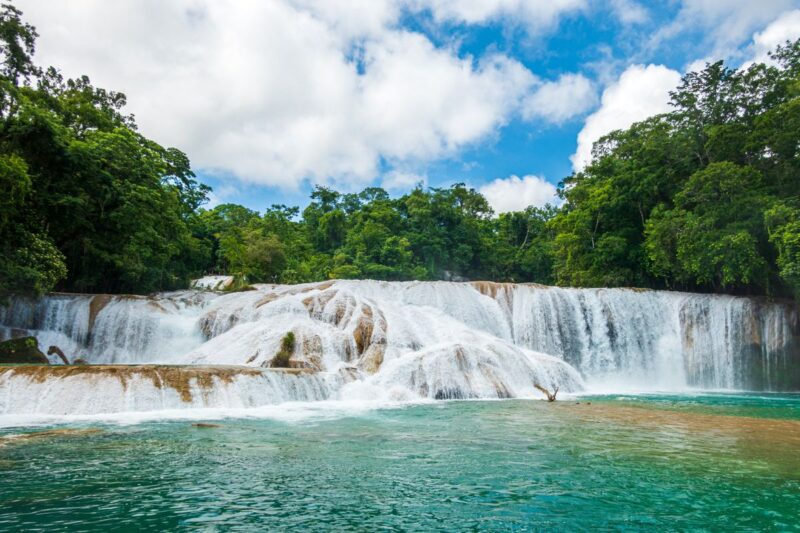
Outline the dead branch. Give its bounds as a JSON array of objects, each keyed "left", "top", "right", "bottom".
[
  {"left": 534, "top": 383, "right": 559, "bottom": 402},
  {"left": 47, "top": 345, "right": 70, "bottom": 365}
]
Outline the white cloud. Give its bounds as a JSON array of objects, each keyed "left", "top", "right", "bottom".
[
  {"left": 685, "top": 58, "right": 712, "bottom": 73},
  {"left": 751, "top": 9, "right": 800, "bottom": 64},
  {"left": 15, "top": 0, "right": 547, "bottom": 190},
  {"left": 382, "top": 170, "right": 426, "bottom": 190},
  {"left": 522, "top": 73, "right": 597, "bottom": 123},
  {"left": 655, "top": 0, "right": 797, "bottom": 60},
  {"left": 290, "top": 0, "right": 399, "bottom": 40},
  {"left": 479, "top": 175, "right": 558, "bottom": 213},
  {"left": 571, "top": 64, "right": 681, "bottom": 171},
  {"left": 359, "top": 35, "right": 536, "bottom": 162},
  {"left": 609, "top": 0, "right": 648, "bottom": 25}
]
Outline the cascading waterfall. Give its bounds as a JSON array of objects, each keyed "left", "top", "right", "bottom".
[
  {"left": 0, "top": 292, "right": 212, "bottom": 364},
  {"left": 0, "top": 281, "right": 797, "bottom": 417},
  {"left": 0, "top": 366, "right": 339, "bottom": 416}
]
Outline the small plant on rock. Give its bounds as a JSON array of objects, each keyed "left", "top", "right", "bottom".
[{"left": 271, "top": 332, "right": 295, "bottom": 368}]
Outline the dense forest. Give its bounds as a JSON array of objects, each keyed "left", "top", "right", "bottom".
[{"left": 1, "top": 4, "right": 798, "bottom": 300}]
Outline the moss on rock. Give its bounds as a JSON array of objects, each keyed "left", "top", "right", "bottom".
[{"left": 0, "top": 337, "right": 49, "bottom": 365}]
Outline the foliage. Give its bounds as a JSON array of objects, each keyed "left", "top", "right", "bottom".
[
  {"left": 552, "top": 39, "right": 800, "bottom": 298},
  {"left": 0, "top": 3, "right": 208, "bottom": 297},
  {"left": 2, "top": 3, "right": 798, "bottom": 303},
  {"left": 271, "top": 332, "right": 295, "bottom": 368},
  {"left": 0, "top": 336, "right": 48, "bottom": 364}
]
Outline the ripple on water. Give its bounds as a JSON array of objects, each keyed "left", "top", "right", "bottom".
[{"left": 0, "top": 396, "right": 798, "bottom": 531}]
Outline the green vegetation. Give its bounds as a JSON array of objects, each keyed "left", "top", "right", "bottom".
[
  {"left": 0, "top": 336, "right": 48, "bottom": 364},
  {"left": 0, "top": 4, "right": 209, "bottom": 298},
  {"left": 1, "top": 4, "right": 798, "bottom": 301},
  {"left": 554, "top": 44, "right": 800, "bottom": 298},
  {"left": 272, "top": 332, "right": 295, "bottom": 368},
  {"left": 195, "top": 185, "right": 554, "bottom": 286}
]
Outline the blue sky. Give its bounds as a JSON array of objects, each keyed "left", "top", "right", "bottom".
[{"left": 15, "top": 0, "right": 800, "bottom": 213}]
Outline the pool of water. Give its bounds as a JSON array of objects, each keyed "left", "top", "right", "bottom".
[{"left": 1, "top": 394, "right": 799, "bottom": 531}]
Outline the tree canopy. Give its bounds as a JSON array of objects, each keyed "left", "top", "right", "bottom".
[
  {"left": 0, "top": 3, "right": 209, "bottom": 297},
  {"left": 1, "top": 3, "right": 798, "bottom": 301},
  {"left": 553, "top": 41, "right": 800, "bottom": 298}
]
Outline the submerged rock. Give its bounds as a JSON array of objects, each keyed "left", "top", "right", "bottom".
[
  {"left": 0, "top": 428, "right": 102, "bottom": 448},
  {"left": 0, "top": 337, "right": 49, "bottom": 365}
]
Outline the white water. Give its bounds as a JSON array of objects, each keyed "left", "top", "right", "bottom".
[
  {"left": 0, "top": 368, "right": 337, "bottom": 416},
  {"left": 191, "top": 275, "right": 234, "bottom": 291},
  {"left": 0, "top": 281, "right": 796, "bottom": 419}
]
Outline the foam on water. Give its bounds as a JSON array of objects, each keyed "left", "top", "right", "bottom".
[{"left": 0, "top": 398, "right": 431, "bottom": 429}]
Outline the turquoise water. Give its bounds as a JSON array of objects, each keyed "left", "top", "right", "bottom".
[
  {"left": 584, "top": 391, "right": 800, "bottom": 420},
  {"left": 1, "top": 394, "right": 799, "bottom": 531}
]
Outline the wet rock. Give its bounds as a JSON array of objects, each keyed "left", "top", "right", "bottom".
[
  {"left": 88, "top": 294, "right": 113, "bottom": 333},
  {"left": 337, "top": 366, "right": 360, "bottom": 383},
  {"left": 434, "top": 387, "right": 469, "bottom": 400},
  {"left": 0, "top": 365, "right": 265, "bottom": 403},
  {"left": 359, "top": 344, "right": 385, "bottom": 374},
  {"left": 352, "top": 305, "right": 374, "bottom": 356},
  {"left": 354, "top": 305, "right": 387, "bottom": 373},
  {"left": 293, "top": 333, "right": 323, "bottom": 370},
  {"left": 0, "top": 337, "right": 49, "bottom": 364}
]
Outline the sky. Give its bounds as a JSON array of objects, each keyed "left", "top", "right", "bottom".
[{"left": 14, "top": 0, "right": 800, "bottom": 213}]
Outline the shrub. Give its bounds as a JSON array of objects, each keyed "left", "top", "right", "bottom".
[{"left": 271, "top": 331, "right": 295, "bottom": 368}]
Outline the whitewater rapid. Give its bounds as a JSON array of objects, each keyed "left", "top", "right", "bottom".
[{"left": 0, "top": 280, "right": 797, "bottom": 419}]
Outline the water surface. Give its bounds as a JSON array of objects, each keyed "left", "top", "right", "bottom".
[{"left": 1, "top": 394, "right": 798, "bottom": 531}]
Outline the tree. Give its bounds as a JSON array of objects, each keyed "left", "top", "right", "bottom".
[
  {"left": 765, "top": 203, "right": 800, "bottom": 297},
  {"left": 0, "top": 4, "right": 209, "bottom": 296},
  {"left": 552, "top": 39, "right": 800, "bottom": 298}
]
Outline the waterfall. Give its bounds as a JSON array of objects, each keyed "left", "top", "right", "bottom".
[
  {"left": 501, "top": 286, "right": 800, "bottom": 390},
  {"left": 0, "top": 281, "right": 797, "bottom": 418},
  {"left": 0, "top": 366, "right": 338, "bottom": 416},
  {"left": 0, "top": 292, "right": 211, "bottom": 364}
]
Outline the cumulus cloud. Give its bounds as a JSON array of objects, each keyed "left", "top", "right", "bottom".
[
  {"left": 751, "top": 9, "right": 800, "bottom": 64},
  {"left": 382, "top": 170, "right": 426, "bottom": 191},
  {"left": 15, "top": 0, "right": 547, "bottom": 190},
  {"left": 479, "top": 175, "right": 558, "bottom": 213},
  {"left": 359, "top": 36, "right": 536, "bottom": 161},
  {"left": 571, "top": 64, "right": 681, "bottom": 171},
  {"left": 522, "top": 73, "right": 597, "bottom": 123},
  {"left": 654, "top": 0, "right": 797, "bottom": 60}
]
